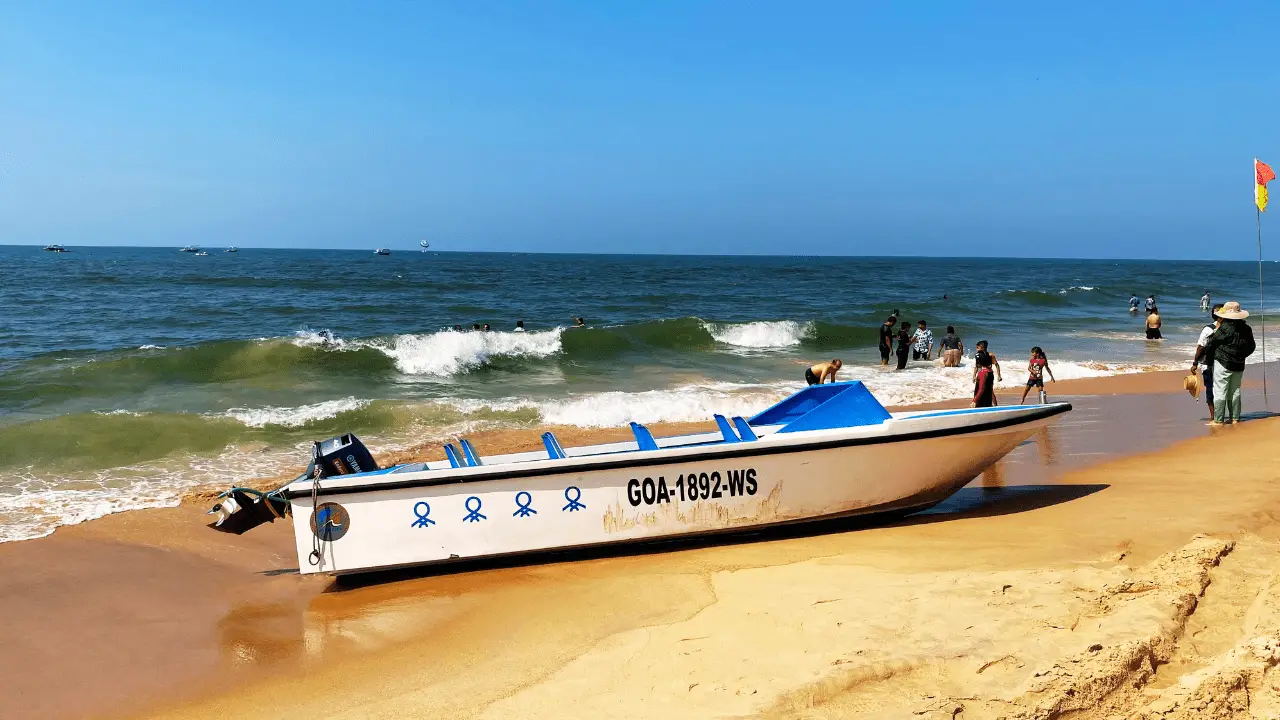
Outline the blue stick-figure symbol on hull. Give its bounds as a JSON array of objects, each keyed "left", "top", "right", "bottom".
[
  {"left": 411, "top": 501, "right": 435, "bottom": 528},
  {"left": 562, "top": 486, "right": 586, "bottom": 512},
  {"left": 463, "top": 496, "right": 487, "bottom": 522},
  {"left": 513, "top": 491, "right": 537, "bottom": 517}
]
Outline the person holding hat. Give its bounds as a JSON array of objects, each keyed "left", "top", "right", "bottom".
[
  {"left": 1191, "top": 303, "right": 1224, "bottom": 418},
  {"left": 1202, "top": 301, "right": 1256, "bottom": 424}
]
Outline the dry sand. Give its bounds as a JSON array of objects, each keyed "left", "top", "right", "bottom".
[{"left": 4, "top": 369, "right": 1280, "bottom": 719}]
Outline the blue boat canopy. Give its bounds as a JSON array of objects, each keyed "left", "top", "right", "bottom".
[{"left": 748, "top": 381, "right": 891, "bottom": 433}]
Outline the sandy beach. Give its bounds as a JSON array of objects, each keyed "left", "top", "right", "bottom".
[{"left": 4, "top": 368, "right": 1280, "bottom": 720}]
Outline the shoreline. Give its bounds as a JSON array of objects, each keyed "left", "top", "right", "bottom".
[{"left": 2, "top": 366, "right": 1277, "bottom": 720}]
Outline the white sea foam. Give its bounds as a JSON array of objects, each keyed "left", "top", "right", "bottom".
[
  {"left": 1059, "top": 286, "right": 1097, "bottom": 293},
  {"left": 705, "top": 320, "right": 811, "bottom": 349},
  {"left": 365, "top": 328, "right": 563, "bottom": 376},
  {"left": 138, "top": 344, "right": 165, "bottom": 350},
  {"left": 290, "top": 328, "right": 349, "bottom": 349},
  {"left": 225, "top": 397, "right": 370, "bottom": 428}
]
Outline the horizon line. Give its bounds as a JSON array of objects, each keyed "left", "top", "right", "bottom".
[{"left": 1, "top": 243, "right": 1273, "bottom": 264}]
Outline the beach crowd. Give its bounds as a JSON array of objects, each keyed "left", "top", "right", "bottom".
[{"left": 805, "top": 294, "right": 1259, "bottom": 421}]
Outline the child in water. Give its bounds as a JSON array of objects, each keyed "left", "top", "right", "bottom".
[{"left": 1019, "top": 347, "right": 1056, "bottom": 405}]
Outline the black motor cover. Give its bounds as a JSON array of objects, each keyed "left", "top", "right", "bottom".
[{"left": 313, "top": 433, "right": 378, "bottom": 478}]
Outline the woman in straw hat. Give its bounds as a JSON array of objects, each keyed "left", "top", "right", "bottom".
[{"left": 1202, "top": 301, "right": 1256, "bottom": 425}]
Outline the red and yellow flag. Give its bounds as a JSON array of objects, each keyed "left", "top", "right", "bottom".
[{"left": 1257, "top": 158, "right": 1275, "bottom": 212}]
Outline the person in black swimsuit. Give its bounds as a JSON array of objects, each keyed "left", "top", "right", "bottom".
[
  {"left": 895, "top": 321, "right": 911, "bottom": 370},
  {"left": 878, "top": 315, "right": 896, "bottom": 365}
]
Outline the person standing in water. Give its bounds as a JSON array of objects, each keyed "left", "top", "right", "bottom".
[
  {"left": 971, "top": 340, "right": 1002, "bottom": 384},
  {"left": 972, "top": 343, "right": 999, "bottom": 407},
  {"left": 877, "top": 315, "right": 896, "bottom": 366},
  {"left": 1203, "top": 302, "right": 1256, "bottom": 425},
  {"left": 1191, "top": 303, "right": 1223, "bottom": 419},
  {"left": 939, "top": 326, "right": 964, "bottom": 367},
  {"left": 805, "top": 358, "right": 842, "bottom": 385},
  {"left": 911, "top": 320, "right": 934, "bottom": 361},
  {"left": 1129, "top": 294, "right": 1140, "bottom": 313},
  {"left": 1201, "top": 291, "right": 1212, "bottom": 313},
  {"left": 1018, "top": 347, "right": 1056, "bottom": 405},
  {"left": 895, "top": 320, "right": 912, "bottom": 370},
  {"left": 1145, "top": 295, "right": 1157, "bottom": 313},
  {"left": 1145, "top": 306, "right": 1162, "bottom": 340}
]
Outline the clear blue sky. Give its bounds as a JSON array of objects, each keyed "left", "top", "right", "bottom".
[{"left": 2, "top": 2, "right": 1278, "bottom": 259}]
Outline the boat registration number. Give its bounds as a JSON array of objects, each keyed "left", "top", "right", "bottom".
[{"left": 625, "top": 468, "right": 758, "bottom": 507}]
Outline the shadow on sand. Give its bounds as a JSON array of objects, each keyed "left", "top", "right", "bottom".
[{"left": 324, "top": 482, "right": 1109, "bottom": 591}]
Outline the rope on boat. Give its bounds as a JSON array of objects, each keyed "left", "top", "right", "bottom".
[{"left": 308, "top": 445, "right": 326, "bottom": 567}]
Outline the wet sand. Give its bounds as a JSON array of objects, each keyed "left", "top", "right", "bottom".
[{"left": 4, "top": 368, "right": 1280, "bottom": 719}]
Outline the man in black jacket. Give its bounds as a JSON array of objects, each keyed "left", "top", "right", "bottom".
[{"left": 1203, "top": 301, "right": 1256, "bottom": 424}]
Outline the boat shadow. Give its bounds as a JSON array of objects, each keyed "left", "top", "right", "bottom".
[{"left": 328, "top": 482, "right": 1108, "bottom": 591}]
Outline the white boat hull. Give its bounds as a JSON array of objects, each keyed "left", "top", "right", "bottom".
[{"left": 288, "top": 405, "right": 1065, "bottom": 575}]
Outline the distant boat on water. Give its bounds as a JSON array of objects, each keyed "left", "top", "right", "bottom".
[
  {"left": 225, "top": 247, "right": 238, "bottom": 253},
  {"left": 180, "top": 246, "right": 199, "bottom": 253},
  {"left": 375, "top": 248, "right": 391, "bottom": 256},
  {"left": 194, "top": 250, "right": 209, "bottom": 256},
  {"left": 43, "top": 244, "right": 69, "bottom": 253}
]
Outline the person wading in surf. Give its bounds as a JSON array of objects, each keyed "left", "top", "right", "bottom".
[
  {"left": 1145, "top": 306, "right": 1162, "bottom": 340},
  {"left": 805, "top": 359, "right": 842, "bottom": 386},
  {"left": 1018, "top": 347, "right": 1055, "bottom": 405},
  {"left": 939, "top": 326, "right": 964, "bottom": 367},
  {"left": 895, "top": 321, "right": 912, "bottom": 370},
  {"left": 1191, "top": 303, "right": 1223, "bottom": 419},
  {"left": 972, "top": 343, "right": 999, "bottom": 408},
  {"left": 878, "top": 315, "right": 896, "bottom": 366}
]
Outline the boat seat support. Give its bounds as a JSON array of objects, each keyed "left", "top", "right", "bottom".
[
  {"left": 542, "top": 431, "right": 567, "bottom": 459},
  {"left": 714, "top": 414, "right": 741, "bottom": 443},
  {"left": 460, "top": 439, "right": 482, "bottom": 467},
  {"left": 732, "top": 417, "right": 758, "bottom": 441},
  {"left": 444, "top": 444, "right": 463, "bottom": 469},
  {"left": 630, "top": 422, "right": 660, "bottom": 451}
]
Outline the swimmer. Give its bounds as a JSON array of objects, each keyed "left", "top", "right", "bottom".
[
  {"left": 805, "top": 359, "right": 842, "bottom": 386},
  {"left": 514, "top": 320, "right": 525, "bottom": 332},
  {"left": 452, "top": 325, "right": 462, "bottom": 332},
  {"left": 482, "top": 323, "right": 491, "bottom": 332}
]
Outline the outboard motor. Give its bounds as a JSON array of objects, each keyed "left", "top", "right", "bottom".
[
  {"left": 207, "top": 433, "right": 378, "bottom": 535},
  {"left": 312, "top": 433, "right": 378, "bottom": 478},
  {"left": 207, "top": 488, "right": 291, "bottom": 535}
]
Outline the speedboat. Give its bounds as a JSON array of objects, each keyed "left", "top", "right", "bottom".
[
  {"left": 43, "top": 244, "right": 68, "bottom": 253},
  {"left": 194, "top": 250, "right": 209, "bottom": 256},
  {"left": 225, "top": 247, "right": 238, "bottom": 253},
  {"left": 374, "top": 248, "right": 391, "bottom": 255},
  {"left": 208, "top": 382, "right": 1070, "bottom": 576},
  {"left": 180, "top": 245, "right": 199, "bottom": 253}
]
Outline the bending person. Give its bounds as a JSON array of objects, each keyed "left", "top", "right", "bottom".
[{"left": 805, "top": 359, "right": 843, "bottom": 386}]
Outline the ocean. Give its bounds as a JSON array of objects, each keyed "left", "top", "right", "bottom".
[{"left": 2, "top": 245, "right": 1276, "bottom": 542}]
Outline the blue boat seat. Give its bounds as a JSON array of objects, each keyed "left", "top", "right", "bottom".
[
  {"left": 542, "top": 431, "right": 567, "bottom": 459},
  {"left": 443, "top": 443, "right": 463, "bottom": 469},
  {"left": 460, "top": 438, "right": 483, "bottom": 467},
  {"left": 732, "top": 416, "right": 758, "bottom": 441},
  {"left": 713, "top": 414, "right": 741, "bottom": 443},
  {"left": 630, "top": 422, "right": 659, "bottom": 451}
]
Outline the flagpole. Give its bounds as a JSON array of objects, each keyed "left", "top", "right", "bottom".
[{"left": 1259, "top": 205, "right": 1269, "bottom": 408}]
